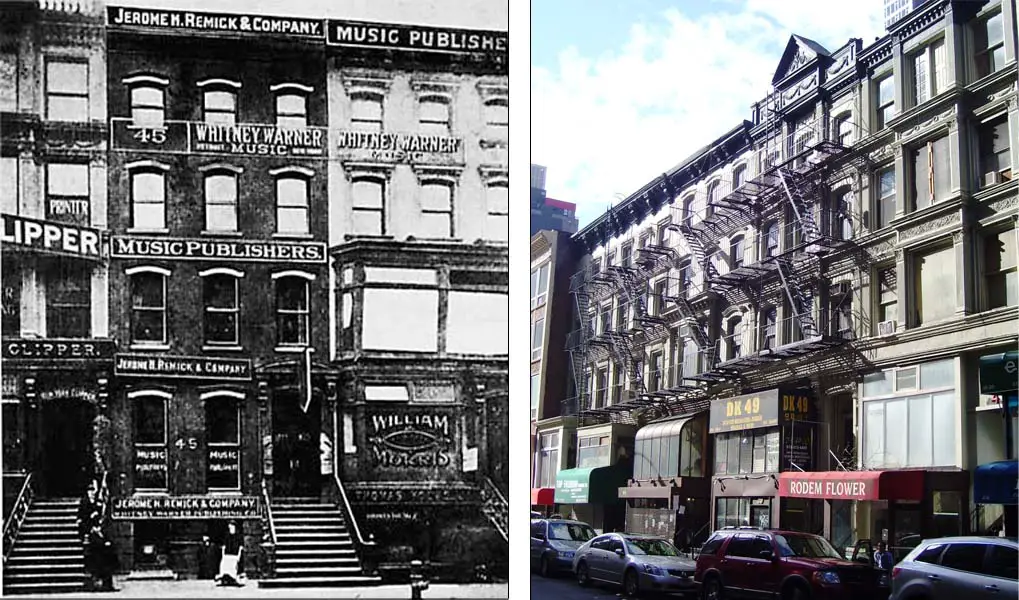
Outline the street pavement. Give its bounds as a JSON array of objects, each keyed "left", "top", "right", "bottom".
[
  {"left": 530, "top": 572, "right": 694, "bottom": 600},
  {"left": 10, "top": 578, "right": 509, "bottom": 599}
]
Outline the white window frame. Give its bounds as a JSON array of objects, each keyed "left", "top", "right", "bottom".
[
  {"left": 272, "top": 271, "right": 314, "bottom": 348},
  {"left": 124, "top": 74, "right": 169, "bottom": 127},
  {"left": 531, "top": 263, "right": 550, "bottom": 309},
  {"left": 270, "top": 165, "right": 313, "bottom": 236},
  {"left": 199, "top": 163, "right": 243, "bottom": 233},
  {"left": 202, "top": 390, "right": 243, "bottom": 492},
  {"left": 45, "top": 57, "right": 88, "bottom": 121},
  {"left": 198, "top": 78, "right": 241, "bottom": 125},
  {"left": 126, "top": 266, "right": 170, "bottom": 346},
  {"left": 199, "top": 268, "right": 243, "bottom": 347},
  {"left": 126, "top": 160, "right": 170, "bottom": 232},
  {"left": 270, "top": 82, "right": 312, "bottom": 129},
  {"left": 129, "top": 389, "right": 170, "bottom": 492}
]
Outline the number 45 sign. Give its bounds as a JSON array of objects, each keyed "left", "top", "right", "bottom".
[{"left": 111, "top": 119, "right": 188, "bottom": 153}]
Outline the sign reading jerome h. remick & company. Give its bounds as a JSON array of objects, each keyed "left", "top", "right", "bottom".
[
  {"left": 112, "top": 495, "right": 261, "bottom": 520},
  {"left": 110, "top": 119, "right": 327, "bottom": 158},
  {"left": 115, "top": 354, "right": 252, "bottom": 381},
  {"left": 336, "top": 131, "right": 464, "bottom": 165},
  {"left": 108, "top": 6, "right": 323, "bottom": 37},
  {"left": 110, "top": 236, "right": 326, "bottom": 264}
]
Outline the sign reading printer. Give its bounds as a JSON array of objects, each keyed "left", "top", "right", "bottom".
[
  {"left": 111, "top": 236, "right": 327, "bottom": 264},
  {"left": 337, "top": 131, "right": 464, "bottom": 165},
  {"left": 112, "top": 495, "right": 261, "bottom": 520}
]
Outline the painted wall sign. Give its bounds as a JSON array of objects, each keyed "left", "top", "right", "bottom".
[
  {"left": 110, "top": 119, "right": 327, "bottom": 158},
  {"left": 134, "top": 446, "right": 168, "bottom": 489},
  {"left": 326, "top": 20, "right": 507, "bottom": 56},
  {"left": 111, "top": 495, "right": 261, "bottom": 519},
  {"left": 368, "top": 412, "right": 453, "bottom": 469},
  {"left": 709, "top": 389, "right": 781, "bottom": 434},
  {"left": 1, "top": 213, "right": 103, "bottom": 260},
  {"left": 110, "top": 236, "right": 326, "bottom": 264},
  {"left": 115, "top": 354, "right": 252, "bottom": 381},
  {"left": 38, "top": 385, "right": 99, "bottom": 404},
  {"left": 108, "top": 7, "right": 323, "bottom": 37},
  {"left": 336, "top": 131, "right": 464, "bottom": 165},
  {"left": 349, "top": 484, "right": 478, "bottom": 505},
  {"left": 3, "top": 339, "right": 117, "bottom": 361}
]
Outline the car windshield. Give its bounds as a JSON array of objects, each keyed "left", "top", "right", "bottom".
[
  {"left": 548, "top": 523, "right": 596, "bottom": 542},
  {"left": 624, "top": 538, "right": 679, "bottom": 557},
  {"left": 775, "top": 534, "right": 844, "bottom": 560}
]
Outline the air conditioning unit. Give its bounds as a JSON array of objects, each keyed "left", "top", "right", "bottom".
[
  {"left": 877, "top": 320, "right": 897, "bottom": 336},
  {"left": 984, "top": 171, "right": 1002, "bottom": 187}
]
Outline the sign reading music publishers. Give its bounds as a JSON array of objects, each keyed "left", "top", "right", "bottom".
[
  {"left": 108, "top": 6, "right": 323, "bottom": 37},
  {"left": 110, "top": 236, "right": 326, "bottom": 264},
  {"left": 326, "top": 20, "right": 507, "bottom": 56}
]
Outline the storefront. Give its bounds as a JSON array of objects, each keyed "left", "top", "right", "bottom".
[
  {"left": 554, "top": 464, "right": 629, "bottom": 533},
  {"left": 618, "top": 413, "right": 709, "bottom": 546},
  {"left": 531, "top": 418, "right": 576, "bottom": 517},
  {"left": 709, "top": 387, "right": 819, "bottom": 533},
  {"left": 974, "top": 460, "right": 1018, "bottom": 536},
  {"left": 976, "top": 351, "right": 1019, "bottom": 536}
]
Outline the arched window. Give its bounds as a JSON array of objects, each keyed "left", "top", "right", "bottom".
[
  {"left": 419, "top": 179, "right": 455, "bottom": 238},
  {"left": 682, "top": 195, "right": 697, "bottom": 227},
  {"left": 127, "top": 160, "right": 169, "bottom": 230},
  {"left": 763, "top": 221, "right": 780, "bottom": 258},
  {"left": 200, "top": 268, "right": 242, "bottom": 346},
  {"left": 198, "top": 79, "right": 241, "bottom": 125},
  {"left": 726, "top": 315, "right": 744, "bottom": 360},
  {"left": 270, "top": 166, "right": 313, "bottom": 236},
  {"left": 127, "top": 266, "right": 170, "bottom": 345},
  {"left": 419, "top": 95, "right": 451, "bottom": 136},
  {"left": 130, "top": 390, "right": 169, "bottom": 490},
  {"left": 761, "top": 306, "right": 777, "bottom": 350},
  {"left": 203, "top": 390, "right": 242, "bottom": 490},
  {"left": 730, "top": 235, "right": 745, "bottom": 269},
  {"left": 271, "top": 83, "right": 312, "bottom": 128},
  {"left": 351, "top": 176, "right": 386, "bottom": 236},
  {"left": 273, "top": 271, "right": 314, "bottom": 346},
  {"left": 201, "top": 164, "right": 242, "bottom": 232},
  {"left": 124, "top": 75, "right": 168, "bottom": 127}
]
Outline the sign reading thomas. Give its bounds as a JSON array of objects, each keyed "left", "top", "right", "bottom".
[
  {"left": 108, "top": 6, "right": 323, "bottom": 37},
  {"left": 327, "top": 20, "right": 507, "bottom": 56}
]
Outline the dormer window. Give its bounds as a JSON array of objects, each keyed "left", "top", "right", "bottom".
[
  {"left": 124, "top": 75, "right": 169, "bottom": 127},
  {"left": 272, "top": 83, "right": 312, "bottom": 128},
  {"left": 198, "top": 79, "right": 241, "bottom": 125}
]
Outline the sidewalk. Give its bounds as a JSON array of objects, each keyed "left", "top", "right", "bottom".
[{"left": 13, "top": 578, "right": 509, "bottom": 599}]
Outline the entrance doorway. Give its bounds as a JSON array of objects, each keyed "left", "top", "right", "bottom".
[
  {"left": 272, "top": 389, "right": 321, "bottom": 497},
  {"left": 41, "top": 398, "right": 95, "bottom": 497}
]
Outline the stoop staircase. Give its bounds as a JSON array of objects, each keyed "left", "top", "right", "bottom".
[
  {"left": 259, "top": 498, "right": 381, "bottom": 588},
  {"left": 3, "top": 498, "right": 88, "bottom": 595}
]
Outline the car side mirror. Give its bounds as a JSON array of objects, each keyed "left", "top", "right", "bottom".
[
  {"left": 759, "top": 550, "right": 774, "bottom": 560},
  {"left": 614, "top": 549, "right": 625, "bottom": 558}
]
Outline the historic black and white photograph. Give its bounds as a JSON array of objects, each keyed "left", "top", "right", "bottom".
[{"left": 1, "top": 0, "right": 508, "bottom": 596}]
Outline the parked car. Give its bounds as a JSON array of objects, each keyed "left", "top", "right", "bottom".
[
  {"left": 530, "top": 518, "right": 596, "bottom": 577},
  {"left": 572, "top": 532, "right": 698, "bottom": 597},
  {"left": 694, "top": 527, "right": 885, "bottom": 599},
  {"left": 889, "top": 536, "right": 1018, "bottom": 600}
]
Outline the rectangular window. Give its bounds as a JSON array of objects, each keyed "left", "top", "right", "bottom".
[
  {"left": 986, "top": 228, "right": 1018, "bottom": 309},
  {"left": 447, "top": 291, "right": 507, "bottom": 355},
  {"left": 351, "top": 178, "right": 385, "bottom": 236},
  {"left": 915, "top": 246, "right": 956, "bottom": 325},
  {"left": 836, "top": 115, "right": 853, "bottom": 146},
  {"left": 621, "top": 243, "right": 632, "bottom": 268},
  {"left": 134, "top": 396, "right": 168, "bottom": 490},
  {"left": 2, "top": 266, "right": 20, "bottom": 336},
  {"left": 530, "top": 374, "right": 540, "bottom": 420},
  {"left": 131, "top": 271, "right": 167, "bottom": 344},
  {"left": 131, "top": 86, "right": 165, "bottom": 127},
  {"left": 486, "top": 183, "right": 508, "bottom": 242},
  {"left": 649, "top": 350, "right": 663, "bottom": 392},
  {"left": 912, "top": 39, "right": 946, "bottom": 106},
  {"left": 484, "top": 100, "right": 508, "bottom": 136},
  {"left": 131, "top": 170, "right": 165, "bottom": 230},
  {"left": 0, "top": 51, "right": 17, "bottom": 112},
  {"left": 975, "top": 12, "right": 1005, "bottom": 79},
  {"left": 46, "top": 59, "right": 88, "bottom": 121},
  {"left": 761, "top": 308, "right": 777, "bottom": 350},
  {"left": 276, "top": 177, "right": 309, "bottom": 235},
  {"left": 877, "top": 267, "right": 898, "bottom": 326},
  {"left": 979, "top": 116, "right": 1012, "bottom": 184},
  {"left": 531, "top": 317, "right": 545, "bottom": 362},
  {"left": 203, "top": 90, "right": 236, "bottom": 125},
  {"left": 615, "top": 300, "right": 627, "bottom": 331},
  {"left": 530, "top": 263, "right": 549, "bottom": 308},
  {"left": 205, "top": 173, "right": 238, "bottom": 232},
  {"left": 276, "top": 277, "right": 309, "bottom": 346},
  {"left": 862, "top": 390, "right": 956, "bottom": 469},
  {"left": 875, "top": 75, "right": 895, "bottom": 130},
  {"left": 46, "top": 163, "right": 90, "bottom": 226},
  {"left": 350, "top": 95, "right": 383, "bottom": 132},
  {"left": 712, "top": 429, "right": 780, "bottom": 476},
  {"left": 653, "top": 279, "right": 668, "bottom": 315},
  {"left": 276, "top": 94, "right": 307, "bottom": 128},
  {"left": 611, "top": 363, "right": 623, "bottom": 404},
  {"left": 577, "top": 434, "right": 610, "bottom": 468},
  {"left": 911, "top": 136, "right": 950, "bottom": 211},
  {"left": 594, "top": 369, "right": 608, "bottom": 409},
  {"left": 206, "top": 399, "right": 241, "bottom": 490},
  {"left": 536, "top": 432, "right": 559, "bottom": 489},
  {"left": 1, "top": 156, "right": 17, "bottom": 214},
  {"left": 877, "top": 167, "right": 896, "bottom": 229},
  {"left": 419, "top": 182, "right": 454, "bottom": 238},
  {"left": 362, "top": 287, "right": 439, "bottom": 353},
  {"left": 46, "top": 262, "right": 90, "bottom": 338},
  {"left": 419, "top": 99, "right": 450, "bottom": 136},
  {"left": 203, "top": 275, "right": 239, "bottom": 345}
]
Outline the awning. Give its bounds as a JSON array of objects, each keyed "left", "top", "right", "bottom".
[
  {"left": 531, "top": 487, "right": 555, "bottom": 505},
  {"left": 778, "top": 470, "right": 925, "bottom": 501},
  {"left": 635, "top": 416, "right": 692, "bottom": 442},
  {"left": 974, "top": 461, "right": 1018, "bottom": 505},
  {"left": 554, "top": 465, "right": 629, "bottom": 504},
  {"left": 979, "top": 351, "right": 1019, "bottom": 394}
]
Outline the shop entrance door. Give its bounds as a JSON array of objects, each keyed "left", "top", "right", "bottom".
[
  {"left": 272, "top": 390, "right": 321, "bottom": 498},
  {"left": 41, "top": 398, "right": 95, "bottom": 497}
]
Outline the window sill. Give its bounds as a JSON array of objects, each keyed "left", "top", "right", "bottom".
[
  {"left": 207, "top": 489, "right": 242, "bottom": 496},
  {"left": 132, "top": 490, "right": 169, "bottom": 496},
  {"left": 129, "top": 343, "right": 170, "bottom": 351},
  {"left": 201, "top": 230, "right": 243, "bottom": 237},
  {"left": 272, "top": 232, "right": 314, "bottom": 240},
  {"left": 202, "top": 345, "right": 244, "bottom": 352},
  {"left": 126, "top": 228, "right": 169, "bottom": 235},
  {"left": 275, "top": 345, "right": 308, "bottom": 353}
]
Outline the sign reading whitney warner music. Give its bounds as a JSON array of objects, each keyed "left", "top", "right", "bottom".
[{"left": 110, "top": 119, "right": 326, "bottom": 158}]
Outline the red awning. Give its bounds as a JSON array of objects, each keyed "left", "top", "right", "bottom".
[
  {"left": 531, "top": 487, "right": 555, "bottom": 505},
  {"left": 778, "top": 470, "right": 925, "bottom": 501}
]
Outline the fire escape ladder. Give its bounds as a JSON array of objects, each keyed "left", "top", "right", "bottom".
[
  {"left": 775, "top": 256, "right": 818, "bottom": 338},
  {"left": 777, "top": 167, "right": 822, "bottom": 246}
]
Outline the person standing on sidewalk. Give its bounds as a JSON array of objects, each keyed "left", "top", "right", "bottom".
[
  {"left": 216, "top": 521, "right": 244, "bottom": 587},
  {"left": 86, "top": 517, "right": 118, "bottom": 592}
]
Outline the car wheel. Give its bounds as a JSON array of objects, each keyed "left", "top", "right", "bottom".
[
  {"left": 623, "top": 568, "right": 640, "bottom": 597},
  {"left": 702, "top": 576, "right": 724, "bottom": 600},
  {"left": 540, "top": 555, "right": 551, "bottom": 578},
  {"left": 576, "top": 561, "right": 590, "bottom": 587},
  {"left": 783, "top": 582, "right": 811, "bottom": 600}
]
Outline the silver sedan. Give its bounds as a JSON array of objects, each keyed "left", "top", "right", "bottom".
[{"left": 572, "top": 532, "right": 697, "bottom": 597}]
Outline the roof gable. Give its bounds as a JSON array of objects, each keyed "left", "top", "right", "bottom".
[{"left": 773, "top": 34, "right": 830, "bottom": 85}]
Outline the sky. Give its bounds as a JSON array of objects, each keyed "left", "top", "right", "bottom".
[{"left": 532, "top": 0, "right": 888, "bottom": 228}]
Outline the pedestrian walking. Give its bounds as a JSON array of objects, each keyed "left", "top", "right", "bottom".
[
  {"left": 215, "top": 521, "right": 245, "bottom": 587},
  {"left": 874, "top": 541, "right": 895, "bottom": 570}
]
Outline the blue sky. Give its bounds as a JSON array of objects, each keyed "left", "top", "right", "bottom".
[{"left": 532, "top": 0, "right": 886, "bottom": 228}]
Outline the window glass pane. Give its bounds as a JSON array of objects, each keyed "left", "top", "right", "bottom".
[
  {"left": 352, "top": 180, "right": 383, "bottom": 209},
  {"left": 277, "top": 278, "right": 308, "bottom": 311},
  {"left": 917, "top": 246, "right": 956, "bottom": 324},
  {"left": 206, "top": 174, "right": 237, "bottom": 202},
  {"left": 914, "top": 51, "right": 929, "bottom": 104},
  {"left": 420, "top": 100, "right": 449, "bottom": 123},
  {"left": 206, "top": 205, "right": 237, "bottom": 231},
  {"left": 932, "top": 136, "right": 951, "bottom": 202},
  {"left": 487, "top": 185, "right": 509, "bottom": 214},
  {"left": 206, "top": 400, "right": 238, "bottom": 444},
  {"left": 765, "top": 430, "right": 779, "bottom": 472},
  {"left": 931, "top": 391, "right": 955, "bottom": 465},
  {"left": 205, "top": 91, "right": 235, "bottom": 111},
  {"left": 135, "top": 397, "right": 166, "bottom": 443},
  {"left": 920, "top": 359, "right": 954, "bottom": 389},
  {"left": 907, "top": 395, "right": 932, "bottom": 467},
  {"left": 913, "top": 143, "right": 931, "bottom": 210},
  {"left": 864, "top": 401, "right": 885, "bottom": 468},
  {"left": 47, "top": 61, "right": 87, "bottom": 93},
  {"left": 419, "top": 213, "right": 452, "bottom": 238},
  {"left": 486, "top": 214, "right": 508, "bottom": 242},
  {"left": 353, "top": 211, "right": 383, "bottom": 236},
  {"left": 667, "top": 433, "right": 681, "bottom": 478},
  {"left": 132, "top": 86, "right": 163, "bottom": 107},
  {"left": 132, "top": 273, "right": 164, "bottom": 308},
  {"left": 47, "top": 97, "right": 87, "bottom": 121},
  {"left": 278, "top": 207, "right": 308, "bottom": 234},
  {"left": 205, "top": 111, "right": 235, "bottom": 125},
  {"left": 204, "top": 275, "right": 235, "bottom": 309},
  {"left": 986, "top": 12, "right": 1003, "bottom": 47},
  {"left": 878, "top": 76, "right": 894, "bottom": 105},
  {"left": 277, "top": 94, "right": 305, "bottom": 115},
  {"left": 277, "top": 178, "right": 308, "bottom": 207},
  {"left": 48, "top": 163, "right": 88, "bottom": 196},
  {"left": 132, "top": 107, "right": 164, "bottom": 126},
  {"left": 738, "top": 432, "right": 751, "bottom": 474},
  {"left": 421, "top": 184, "right": 452, "bottom": 212},
  {"left": 885, "top": 399, "right": 907, "bottom": 468},
  {"left": 485, "top": 102, "right": 508, "bottom": 127},
  {"left": 896, "top": 367, "right": 917, "bottom": 391},
  {"left": 133, "top": 172, "right": 164, "bottom": 202},
  {"left": 277, "top": 115, "right": 306, "bottom": 129},
  {"left": 134, "top": 204, "right": 164, "bottom": 230},
  {"left": 941, "top": 543, "right": 986, "bottom": 574}
]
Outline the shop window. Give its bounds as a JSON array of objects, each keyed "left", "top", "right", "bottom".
[
  {"left": 351, "top": 177, "right": 386, "bottom": 236},
  {"left": 875, "top": 74, "right": 895, "bottom": 130},
  {"left": 274, "top": 273, "right": 310, "bottom": 346},
  {"left": 762, "top": 221, "right": 779, "bottom": 258},
  {"left": 911, "top": 39, "right": 947, "bottom": 107},
  {"left": 593, "top": 368, "right": 607, "bottom": 409},
  {"left": 530, "top": 317, "right": 544, "bottom": 362},
  {"left": 761, "top": 306, "right": 777, "bottom": 350},
  {"left": 203, "top": 170, "right": 239, "bottom": 232},
  {"left": 578, "top": 434, "right": 610, "bottom": 468},
  {"left": 129, "top": 166, "right": 167, "bottom": 230},
  {"left": 350, "top": 93, "right": 383, "bottom": 132},
  {"left": 484, "top": 99, "right": 508, "bottom": 137},
  {"left": 201, "top": 81, "right": 239, "bottom": 125},
  {"left": 275, "top": 175, "right": 310, "bottom": 235},
  {"left": 46, "top": 262, "right": 90, "bottom": 338},
  {"left": 45, "top": 59, "right": 88, "bottom": 121},
  {"left": 205, "top": 396, "right": 240, "bottom": 491},
  {"left": 914, "top": 246, "right": 956, "bottom": 325},
  {"left": 530, "top": 263, "right": 549, "bottom": 309},
  {"left": 715, "top": 498, "right": 773, "bottom": 530},
  {"left": 875, "top": 167, "right": 896, "bottom": 229},
  {"left": 129, "top": 267, "right": 168, "bottom": 345},
  {"left": 713, "top": 427, "right": 779, "bottom": 476},
  {"left": 362, "top": 285, "right": 438, "bottom": 353},
  {"left": 862, "top": 391, "right": 955, "bottom": 469},
  {"left": 132, "top": 393, "right": 168, "bottom": 490},
  {"left": 2, "top": 267, "right": 20, "bottom": 336},
  {"left": 979, "top": 116, "right": 1012, "bottom": 185},
  {"left": 419, "top": 97, "right": 450, "bottom": 136},
  {"left": 447, "top": 291, "right": 506, "bottom": 355},
  {"left": 534, "top": 431, "right": 559, "bottom": 488},
  {"left": 46, "top": 163, "right": 89, "bottom": 226},
  {"left": 910, "top": 136, "right": 951, "bottom": 212},
  {"left": 974, "top": 11, "right": 1005, "bottom": 80},
  {"left": 419, "top": 181, "right": 454, "bottom": 238},
  {"left": 201, "top": 270, "right": 240, "bottom": 346},
  {"left": 679, "top": 419, "right": 704, "bottom": 477},
  {"left": 127, "top": 78, "right": 166, "bottom": 127},
  {"left": 485, "top": 182, "right": 508, "bottom": 241},
  {"left": 985, "top": 228, "right": 1018, "bottom": 309}
]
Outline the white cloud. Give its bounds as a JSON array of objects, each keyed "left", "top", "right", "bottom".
[{"left": 532, "top": 0, "right": 884, "bottom": 227}]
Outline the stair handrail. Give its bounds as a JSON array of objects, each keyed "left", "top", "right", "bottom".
[
  {"left": 481, "top": 477, "right": 508, "bottom": 541},
  {"left": 332, "top": 471, "right": 375, "bottom": 549},
  {"left": 2, "top": 472, "right": 34, "bottom": 563},
  {"left": 261, "top": 478, "right": 277, "bottom": 545}
]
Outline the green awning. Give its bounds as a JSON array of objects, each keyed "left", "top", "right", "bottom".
[
  {"left": 980, "top": 351, "right": 1019, "bottom": 394},
  {"left": 554, "top": 465, "right": 628, "bottom": 504}
]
